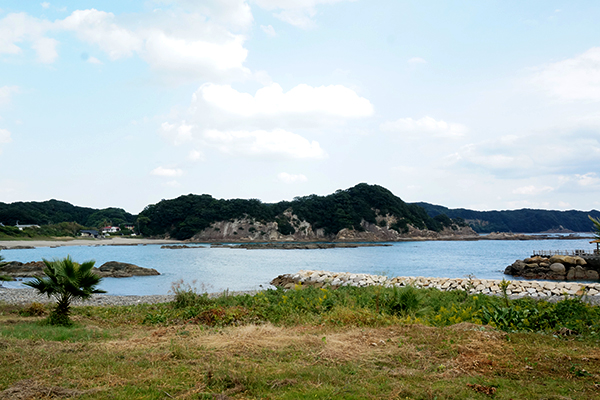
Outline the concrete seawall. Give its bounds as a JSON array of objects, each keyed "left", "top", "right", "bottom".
[{"left": 271, "top": 270, "right": 600, "bottom": 299}]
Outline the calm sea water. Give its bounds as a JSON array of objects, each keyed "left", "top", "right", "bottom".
[{"left": 2, "top": 238, "right": 596, "bottom": 295}]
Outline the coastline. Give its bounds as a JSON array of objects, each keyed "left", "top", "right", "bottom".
[
  {"left": 0, "top": 232, "right": 593, "bottom": 250},
  {"left": 0, "top": 237, "right": 185, "bottom": 249}
]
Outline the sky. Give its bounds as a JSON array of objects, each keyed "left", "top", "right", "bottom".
[{"left": 1, "top": 1, "right": 600, "bottom": 214}]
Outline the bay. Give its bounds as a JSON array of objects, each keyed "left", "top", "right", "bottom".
[{"left": 1, "top": 238, "right": 596, "bottom": 295}]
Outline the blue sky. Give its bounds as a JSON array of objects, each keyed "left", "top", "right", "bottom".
[{"left": 1, "top": 1, "right": 599, "bottom": 213}]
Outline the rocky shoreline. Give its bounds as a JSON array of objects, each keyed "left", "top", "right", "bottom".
[
  {"left": 0, "top": 261, "right": 159, "bottom": 279},
  {"left": 271, "top": 270, "right": 600, "bottom": 304}
]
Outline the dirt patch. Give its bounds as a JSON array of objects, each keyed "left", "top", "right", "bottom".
[{"left": 0, "top": 379, "right": 92, "bottom": 399}]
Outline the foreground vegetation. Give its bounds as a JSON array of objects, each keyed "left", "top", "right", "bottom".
[{"left": 1, "top": 285, "right": 600, "bottom": 399}]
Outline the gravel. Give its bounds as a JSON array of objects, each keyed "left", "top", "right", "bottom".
[{"left": 0, "top": 287, "right": 263, "bottom": 307}]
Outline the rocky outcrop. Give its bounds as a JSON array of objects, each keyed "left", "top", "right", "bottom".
[
  {"left": 271, "top": 270, "right": 600, "bottom": 299},
  {"left": 0, "top": 261, "right": 46, "bottom": 277},
  {"left": 504, "top": 255, "right": 600, "bottom": 281},
  {"left": 189, "top": 209, "right": 477, "bottom": 243},
  {"left": 0, "top": 261, "right": 160, "bottom": 278},
  {"left": 95, "top": 261, "right": 160, "bottom": 278},
  {"left": 214, "top": 242, "right": 392, "bottom": 250}
]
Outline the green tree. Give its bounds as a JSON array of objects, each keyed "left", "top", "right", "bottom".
[
  {"left": 590, "top": 215, "right": 600, "bottom": 240},
  {"left": 24, "top": 256, "right": 106, "bottom": 326},
  {"left": 0, "top": 250, "right": 11, "bottom": 286}
]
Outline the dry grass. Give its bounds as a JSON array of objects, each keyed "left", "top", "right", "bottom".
[{"left": 1, "top": 310, "right": 600, "bottom": 399}]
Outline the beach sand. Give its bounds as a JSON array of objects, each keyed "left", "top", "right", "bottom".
[{"left": 0, "top": 237, "right": 185, "bottom": 249}]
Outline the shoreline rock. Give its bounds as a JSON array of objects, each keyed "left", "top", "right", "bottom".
[
  {"left": 0, "top": 261, "right": 160, "bottom": 278},
  {"left": 504, "top": 255, "right": 600, "bottom": 281},
  {"left": 212, "top": 242, "right": 392, "bottom": 250}
]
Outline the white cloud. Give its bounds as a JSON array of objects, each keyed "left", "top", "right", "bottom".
[
  {"left": 0, "top": 86, "right": 19, "bottom": 106},
  {"left": 260, "top": 24, "right": 276, "bottom": 36},
  {"left": 0, "top": 12, "right": 56, "bottom": 62},
  {"left": 142, "top": 30, "right": 249, "bottom": 79},
  {"left": 531, "top": 47, "right": 600, "bottom": 101},
  {"left": 188, "top": 149, "right": 204, "bottom": 161},
  {"left": 160, "top": 121, "right": 194, "bottom": 145},
  {"left": 253, "top": 0, "right": 355, "bottom": 28},
  {"left": 277, "top": 172, "right": 308, "bottom": 183},
  {"left": 0, "top": 128, "right": 11, "bottom": 144},
  {"left": 408, "top": 57, "right": 426, "bottom": 65},
  {"left": 59, "top": 9, "right": 143, "bottom": 60},
  {"left": 380, "top": 116, "right": 467, "bottom": 138},
  {"left": 41, "top": 2, "right": 50, "bottom": 9},
  {"left": 512, "top": 185, "right": 554, "bottom": 195},
  {"left": 575, "top": 172, "right": 600, "bottom": 187},
  {"left": 204, "top": 128, "right": 327, "bottom": 159},
  {"left": 151, "top": 166, "right": 184, "bottom": 177},
  {"left": 198, "top": 82, "right": 374, "bottom": 119},
  {"left": 154, "top": 0, "right": 253, "bottom": 30},
  {"left": 87, "top": 56, "right": 102, "bottom": 64},
  {"left": 31, "top": 36, "right": 58, "bottom": 63}
]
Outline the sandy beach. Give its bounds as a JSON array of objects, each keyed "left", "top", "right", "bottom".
[{"left": 0, "top": 237, "right": 185, "bottom": 249}]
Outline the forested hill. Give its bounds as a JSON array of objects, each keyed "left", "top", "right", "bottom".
[
  {"left": 138, "top": 183, "right": 465, "bottom": 240},
  {"left": 0, "top": 199, "right": 135, "bottom": 227},
  {"left": 414, "top": 202, "right": 600, "bottom": 233}
]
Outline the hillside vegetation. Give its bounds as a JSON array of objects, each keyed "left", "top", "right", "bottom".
[
  {"left": 416, "top": 203, "right": 600, "bottom": 233},
  {"left": 138, "top": 183, "right": 465, "bottom": 240},
  {"left": 0, "top": 199, "right": 134, "bottom": 228}
]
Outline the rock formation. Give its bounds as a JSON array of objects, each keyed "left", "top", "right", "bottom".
[
  {"left": 0, "top": 261, "right": 160, "bottom": 278},
  {"left": 504, "top": 255, "right": 600, "bottom": 281}
]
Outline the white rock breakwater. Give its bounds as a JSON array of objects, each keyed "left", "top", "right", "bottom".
[{"left": 271, "top": 270, "right": 600, "bottom": 300}]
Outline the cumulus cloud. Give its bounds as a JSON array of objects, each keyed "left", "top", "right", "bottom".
[
  {"left": 277, "top": 172, "right": 308, "bottom": 183},
  {"left": 260, "top": 24, "right": 276, "bottom": 36},
  {"left": 151, "top": 166, "right": 184, "bottom": 177},
  {"left": 142, "top": 30, "right": 249, "bottom": 79},
  {"left": 0, "top": 12, "right": 56, "bottom": 63},
  {"left": 59, "top": 9, "right": 143, "bottom": 60},
  {"left": 0, "top": 86, "right": 20, "bottom": 106},
  {"left": 204, "top": 128, "right": 326, "bottom": 159},
  {"left": 512, "top": 185, "right": 554, "bottom": 195},
  {"left": 253, "top": 0, "right": 355, "bottom": 28},
  {"left": 87, "top": 56, "right": 102, "bottom": 64},
  {"left": 1, "top": 7, "right": 251, "bottom": 81},
  {"left": 0, "top": 128, "right": 11, "bottom": 144},
  {"left": 160, "top": 121, "right": 194, "bottom": 145},
  {"left": 188, "top": 149, "right": 204, "bottom": 161},
  {"left": 531, "top": 47, "right": 600, "bottom": 101},
  {"left": 153, "top": 0, "right": 253, "bottom": 30},
  {"left": 380, "top": 116, "right": 467, "bottom": 138},
  {"left": 197, "top": 82, "right": 374, "bottom": 119}
]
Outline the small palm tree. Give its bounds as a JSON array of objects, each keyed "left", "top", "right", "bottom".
[
  {"left": 590, "top": 215, "right": 600, "bottom": 240},
  {"left": 24, "top": 256, "right": 106, "bottom": 325},
  {"left": 0, "top": 251, "right": 11, "bottom": 286}
]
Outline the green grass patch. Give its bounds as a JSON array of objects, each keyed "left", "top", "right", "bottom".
[{"left": 0, "top": 321, "right": 114, "bottom": 342}]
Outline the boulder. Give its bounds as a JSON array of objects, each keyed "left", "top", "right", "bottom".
[
  {"left": 549, "top": 263, "right": 566, "bottom": 274},
  {"left": 94, "top": 261, "right": 160, "bottom": 278}
]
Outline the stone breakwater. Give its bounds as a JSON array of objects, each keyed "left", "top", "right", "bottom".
[{"left": 270, "top": 270, "right": 600, "bottom": 300}]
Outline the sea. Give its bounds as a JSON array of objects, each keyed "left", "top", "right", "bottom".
[{"left": 1, "top": 236, "right": 596, "bottom": 296}]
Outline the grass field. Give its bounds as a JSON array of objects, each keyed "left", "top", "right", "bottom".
[{"left": 1, "top": 285, "right": 599, "bottom": 399}]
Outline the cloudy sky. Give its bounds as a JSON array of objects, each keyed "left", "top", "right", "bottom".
[{"left": 1, "top": 1, "right": 600, "bottom": 214}]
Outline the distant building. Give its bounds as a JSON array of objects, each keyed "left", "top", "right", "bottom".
[
  {"left": 80, "top": 229, "right": 100, "bottom": 238},
  {"left": 15, "top": 223, "right": 40, "bottom": 230},
  {"left": 102, "top": 226, "right": 120, "bottom": 234}
]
